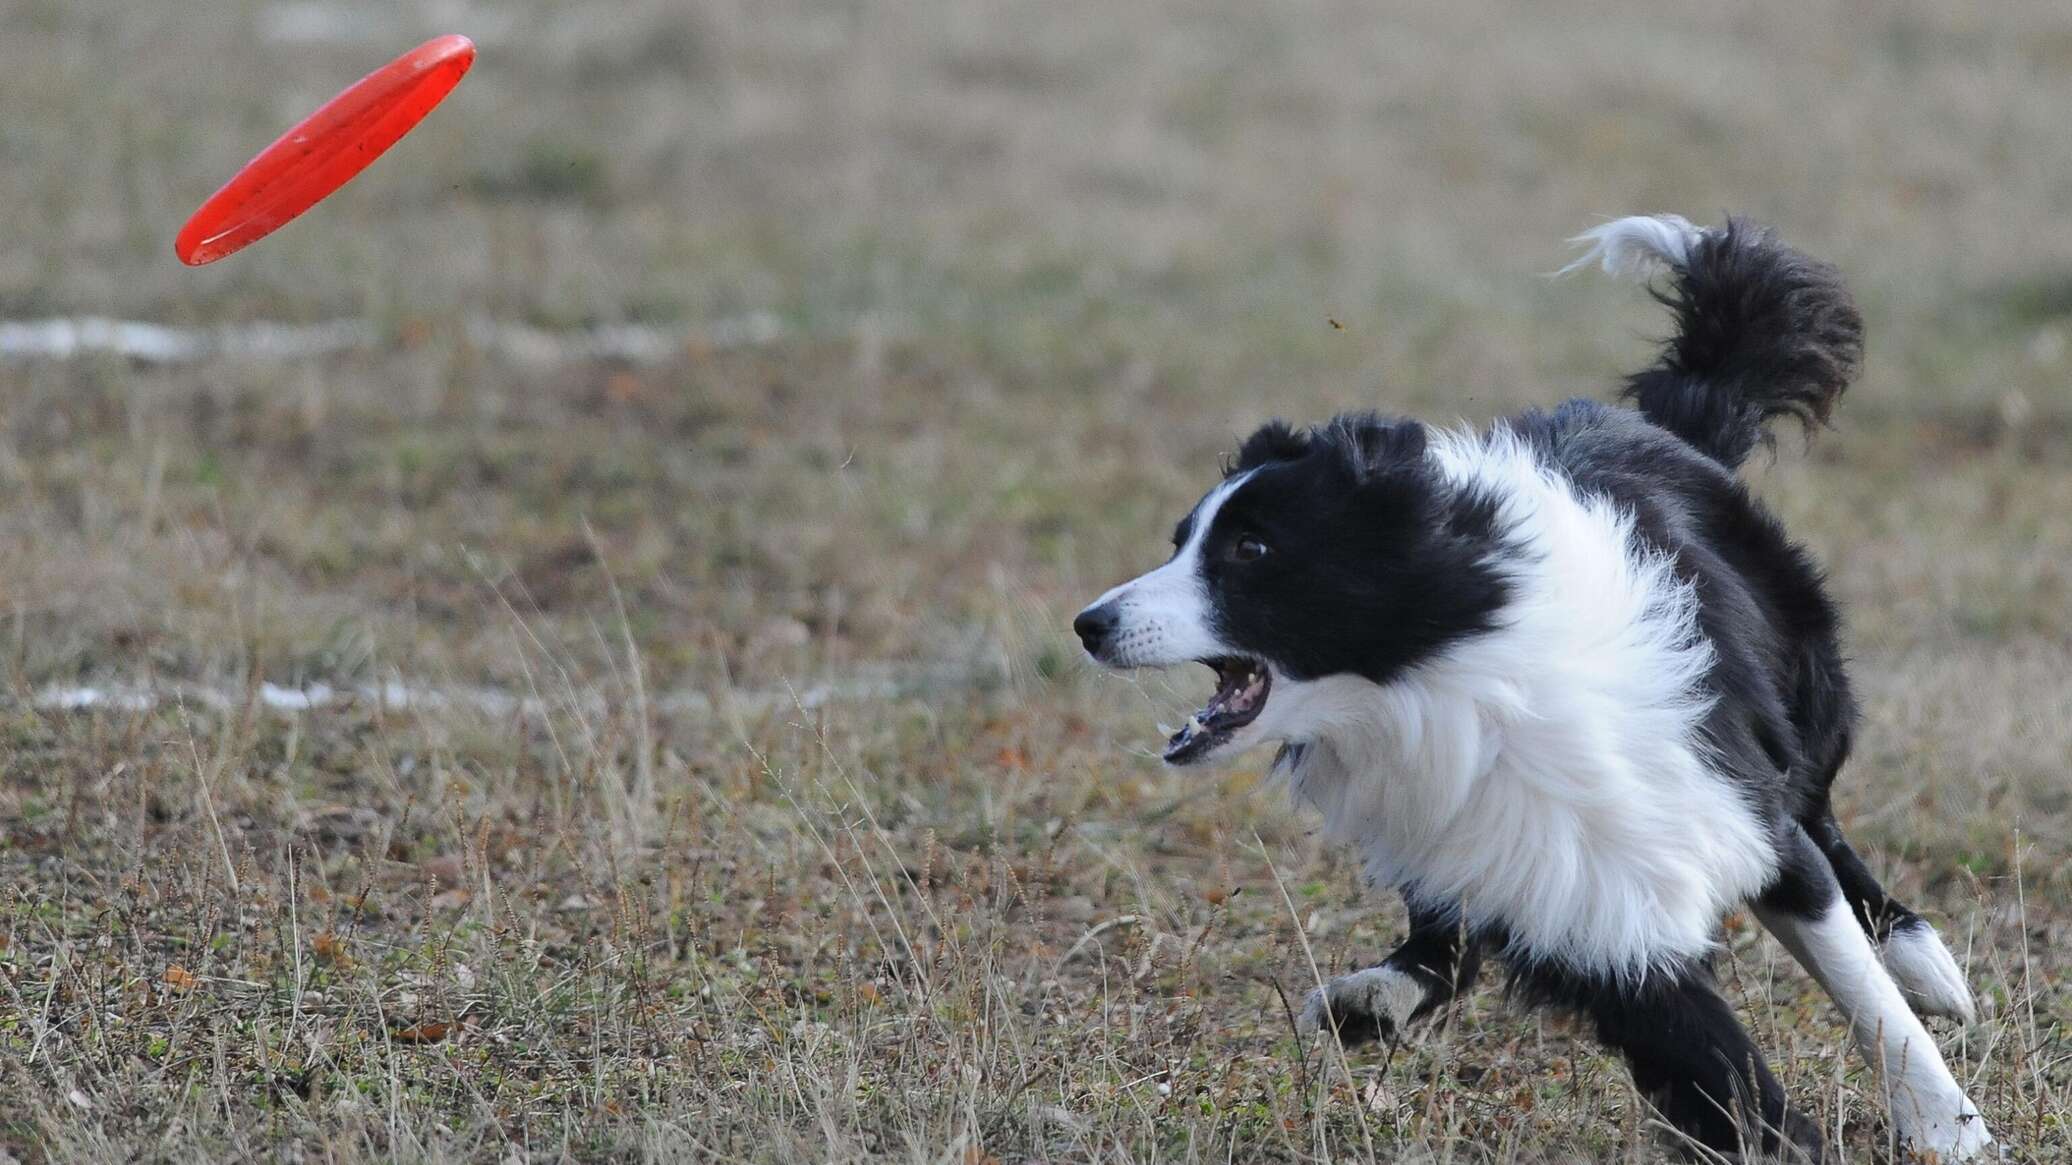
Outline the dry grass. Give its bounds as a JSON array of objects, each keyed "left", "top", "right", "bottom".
[{"left": 1, "top": 0, "right": 2068, "bottom": 1161}]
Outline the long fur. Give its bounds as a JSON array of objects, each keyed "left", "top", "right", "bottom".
[{"left": 1575, "top": 214, "right": 1864, "bottom": 469}]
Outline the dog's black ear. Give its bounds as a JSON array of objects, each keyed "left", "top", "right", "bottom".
[
  {"left": 1229, "top": 420, "right": 1308, "bottom": 475},
  {"left": 1324, "top": 413, "right": 1427, "bottom": 481}
]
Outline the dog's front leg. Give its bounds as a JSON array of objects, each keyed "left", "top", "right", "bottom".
[{"left": 1299, "top": 901, "right": 1482, "bottom": 1046}]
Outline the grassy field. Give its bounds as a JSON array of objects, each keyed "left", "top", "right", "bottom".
[{"left": 2, "top": 0, "right": 2068, "bottom": 1160}]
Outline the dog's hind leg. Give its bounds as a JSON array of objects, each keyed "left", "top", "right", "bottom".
[
  {"left": 1804, "top": 802, "right": 1977, "bottom": 1023},
  {"left": 1519, "top": 957, "right": 1825, "bottom": 1161},
  {"left": 1756, "top": 826, "right": 1994, "bottom": 1159},
  {"left": 1298, "top": 900, "right": 1482, "bottom": 1046},
  {"left": 1793, "top": 647, "right": 1975, "bottom": 1023}
]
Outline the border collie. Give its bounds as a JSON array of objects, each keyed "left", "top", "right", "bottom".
[{"left": 1073, "top": 215, "right": 1992, "bottom": 1161}]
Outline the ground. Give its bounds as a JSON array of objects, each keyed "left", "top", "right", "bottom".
[{"left": 1, "top": 1, "right": 2068, "bottom": 1161}]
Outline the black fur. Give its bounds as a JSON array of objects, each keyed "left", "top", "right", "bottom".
[
  {"left": 1517, "top": 957, "right": 1824, "bottom": 1162},
  {"left": 1194, "top": 413, "right": 1512, "bottom": 685},
  {"left": 1807, "top": 802, "right": 1926, "bottom": 941},
  {"left": 1623, "top": 217, "right": 1863, "bottom": 469}
]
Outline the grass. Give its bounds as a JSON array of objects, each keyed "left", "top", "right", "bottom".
[{"left": 2, "top": 0, "right": 2069, "bottom": 1160}]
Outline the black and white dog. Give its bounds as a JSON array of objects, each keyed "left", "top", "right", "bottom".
[{"left": 1073, "top": 215, "right": 1992, "bottom": 1161}]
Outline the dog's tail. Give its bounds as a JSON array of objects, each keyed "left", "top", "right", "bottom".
[{"left": 1563, "top": 214, "right": 1863, "bottom": 469}]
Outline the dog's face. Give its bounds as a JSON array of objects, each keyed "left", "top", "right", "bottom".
[{"left": 1074, "top": 415, "right": 1507, "bottom": 765}]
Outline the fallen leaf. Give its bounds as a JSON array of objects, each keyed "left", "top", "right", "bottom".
[
  {"left": 391, "top": 1022, "right": 452, "bottom": 1044},
  {"left": 163, "top": 966, "right": 199, "bottom": 992},
  {"left": 311, "top": 932, "right": 349, "bottom": 966}
]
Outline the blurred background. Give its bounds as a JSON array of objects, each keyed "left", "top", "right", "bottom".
[{"left": 1, "top": 1, "right": 2065, "bottom": 1160}]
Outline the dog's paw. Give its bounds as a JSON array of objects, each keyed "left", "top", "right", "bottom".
[
  {"left": 1773, "top": 1107, "right": 1831, "bottom": 1164},
  {"left": 1900, "top": 1105, "right": 1995, "bottom": 1162},
  {"left": 1882, "top": 918, "right": 1977, "bottom": 1025},
  {"left": 1297, "top": 965, "right": 1428, "bottom": 1047}
]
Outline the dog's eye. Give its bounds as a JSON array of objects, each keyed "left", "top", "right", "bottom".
[{"left": 1230, "top": 536, "right": 1269, "bottom": 563}]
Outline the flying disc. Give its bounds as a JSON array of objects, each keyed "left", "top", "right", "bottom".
[{"left": 175, "top": 35, "right": 476, "bottom": 266}]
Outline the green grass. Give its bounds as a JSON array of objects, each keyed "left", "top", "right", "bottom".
[{"left": 2, "top": 0, "right": 2069, "bottom": 1161}]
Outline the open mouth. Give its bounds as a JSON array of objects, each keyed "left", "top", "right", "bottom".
[{"left": 1163, "top": 656, "right": 1271, "bottom": 764}]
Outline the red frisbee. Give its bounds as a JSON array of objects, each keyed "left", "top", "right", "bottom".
[{"left": 175, "top": 35, "right": 475, "bottom": 266}]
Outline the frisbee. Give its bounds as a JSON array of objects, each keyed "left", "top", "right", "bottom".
[{"left": 175, "top": 34, "right": 476, "bottom": 266}]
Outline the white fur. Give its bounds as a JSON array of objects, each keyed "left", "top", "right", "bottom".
[
  {"left": 1559, "top": 213, "right": 1704, "bottom": 279},
  {"left": 1082, "top": 472, "right": 1252, "bottom": 668},
  {"left": 1884, "top": 919, "right": 1979, "bottom": 1024},
  {"left": 1756, "top": 902, "right": 1994, "bottom": 1158},
  {"left": 1298, "top": 965, "right": 1427, "bottom": 1040},
  {"left": 1255, "top": 426, "right": 1777, "bottom": 975}
]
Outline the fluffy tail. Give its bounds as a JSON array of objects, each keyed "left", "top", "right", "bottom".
[{"left": 1565, "top": 214, "right": 1863, "bottom": 469}]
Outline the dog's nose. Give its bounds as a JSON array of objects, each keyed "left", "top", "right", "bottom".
[{"left": 1073, "top": 602, "right": 1119, "bottom": 658}]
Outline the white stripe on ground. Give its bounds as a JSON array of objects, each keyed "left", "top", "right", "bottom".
[
  {"left": 0, "top": 318, "right": 375, "bottom": 363},
  {"left": 25, "top": 665, "right": 981, "bottom": 720},
  {"left": 0, "top": 313, "right": 786, "bottom": 366}
]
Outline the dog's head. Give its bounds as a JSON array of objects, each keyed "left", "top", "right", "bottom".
[{"left": 1073, "top": 414, "right": 1508, "bottom": 765}]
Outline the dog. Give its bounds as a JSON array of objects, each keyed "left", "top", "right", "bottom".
[{"left": 1072, "top": 215, "right": 1993, "bottom": 1161}]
